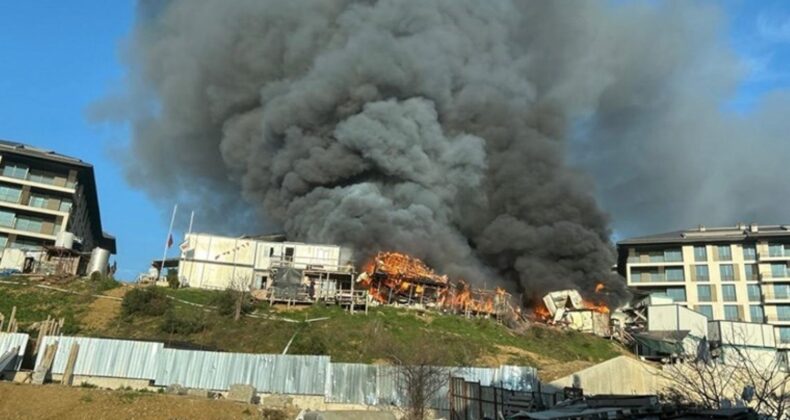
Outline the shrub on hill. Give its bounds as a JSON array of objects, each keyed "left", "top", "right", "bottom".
[
  {"left": 160, "top": 309, "right": 206, "bottom": 334},
  {"left": 121, "top": 287, "right": 171, "bottom": 318}
]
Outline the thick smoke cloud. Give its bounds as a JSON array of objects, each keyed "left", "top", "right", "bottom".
[{"left": 99, "top": 0, "right": 790, "bottom": 304}]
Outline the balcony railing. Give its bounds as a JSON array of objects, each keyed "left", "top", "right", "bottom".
[
  {"left": 0, "top": 168, "right": 76, "bottom": 189},
  {"left": 765, "top": 315, "right": 790, "bottom": 323},
  {"left": 763, "top": 290, "right": 790, "bottom": 301}
]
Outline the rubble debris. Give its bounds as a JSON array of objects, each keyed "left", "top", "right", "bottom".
[
  {"left": 533, "top": 289, "right": 612, "bottom": 337},
  {"left": 228, "top": 384, "right": 256, "bottom": 403}
]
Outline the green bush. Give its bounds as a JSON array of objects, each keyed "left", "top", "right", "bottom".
[
  {"left": 160, "top": 310, "right": 207, "bottom": 334},
  {"left": 90, "top": 272, "right": 120, "bottom": 292},
  {"left": 166, "top": 270, "right": 180, "bottom": 289},
  {"left": 121, "top": 287, "right": 171, "bottom": 318},
  {"left": 212, "top": 289, "right": 253, "bottom": 317}
]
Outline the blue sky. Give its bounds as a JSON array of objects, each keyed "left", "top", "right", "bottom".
[{"left": 1, "top": 0, "right": 790, "bottom": 280}]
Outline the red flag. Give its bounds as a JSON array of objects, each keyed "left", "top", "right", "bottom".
[{"left": 166, "top": 234, "right": 174, "bottom": 249}]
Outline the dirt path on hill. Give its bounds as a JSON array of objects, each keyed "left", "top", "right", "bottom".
[
  {"left": 0, "top": 382, "right": 289, "bottom": 420},
  {"left": 80, "top": 286, "right": 128, "bottom": 332}
]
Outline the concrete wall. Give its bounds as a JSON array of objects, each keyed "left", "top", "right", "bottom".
[{"left": 548, "top": 356, "right": 669, "bottom": 396}]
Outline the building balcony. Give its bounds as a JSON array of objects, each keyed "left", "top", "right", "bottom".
[
  {"left": 760, "top": 273, "right": 790, "bottom": 283},
  {"left": 0, "top": 225, "right": 57, "bottom": 241},
  {"left": 763, "top": 291, "right": 790, "bottom": 303},
  {"left": 764, "top": 315, "right": 790, "bottom": 325},
  {"left": 0, "top": 174, "right": 76, "bottom": 194},
  {"left": 758, "top": 252, "right": 790, "bottom": 262},
  {"left": 628, "top": 280, "right": 687, "bottom": 287},
  {"left": 627, "top": 257, "right": 684, "bottom": 266},
  {"left": 0, "top": 199, "right": 70, "bottom": 217}
]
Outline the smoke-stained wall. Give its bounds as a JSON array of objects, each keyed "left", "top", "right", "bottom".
[{"left": 97, "top": 0, "right": 790, "bottom": 303}]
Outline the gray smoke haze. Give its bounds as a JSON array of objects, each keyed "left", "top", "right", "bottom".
[{"left": 96, "top": 0, "right": 790, "bottom": 304}]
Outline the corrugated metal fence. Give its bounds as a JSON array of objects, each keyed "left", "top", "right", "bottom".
[
  {"left": 35, "top": 336, "right": 162, "bottom": 379},
  {"left": 0, "top": 332, "right": 29, "bottom": 371},
  {"left": 33, "top": 335, "right": 537, "bottom": 410}
]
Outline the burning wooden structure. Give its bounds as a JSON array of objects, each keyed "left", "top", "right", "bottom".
[
  {"left": 358, "top": 252, "right": 513, "bottom": 317},
  {"left": 532, "top": 288, "right": 611, "bottom": 337}
]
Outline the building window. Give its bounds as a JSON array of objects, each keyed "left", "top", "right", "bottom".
[
  {"left": 780, "top": 327, "right": 790, "bottom": 344},
  {"left": 15, "top": 216, "right": 43, "bottom": 233},
  {"left": 0, "top": 185, "right": 21, "bottom": 203},
  {"left": 769, "top": 243, "right": 790, "bottom": 257},
  {"left": 59, "top": 199, "right": 72, "bottom": 212},
  {"left": 698, "top": 285, "right": 713, "bottom": 302},
  {"left": 28, "top": 194, "right": 48, "bottom": 208},
  {"left": 695, "top": 265, "right": 709, "bottom": 282},
  {"left": 0, "top": 210, "right": 15, "bottom": 227},
  {"left": 744, "top": 264, "right": 758, "bottom": 281},
  {"left": 697, "top": 305, "right": 714, "bottom": 319},
  {"left": 742, "top": 244, "right": 757, "bottom": 260},
  {"left": 28, "top": 171, "right": 55, "bottom": 185},
  {"left": 778, "top": 306, "right": 790, "bottom": 321},
  {"left": 717, "top": 245, "right": 732, "bottom": 260},
  {"left": 749, "top": 305, "right": 764, "bottom": 322},
  {"left": 664, "top": 248, "right": 683, "bottom": 262},
  {"left": 722, "top": 284, "right": 737, "bottom": 302},
  {"left": 2, "top": 163, "right": 28, "bottom": 179},
  {"left": 747, "top": 284, "right": 762, "bottom": 302},
  {"left": 719, "top": 264, "right": 735, "bottom": 281},
  {"left": 771, "top": 263, "right": 787, "bottom": 278},
  {"left": 0, "top": 235, "right": 7, "bottom": 248},
  {"left": 666, "top": 267, "right": 685, "bottom": 281},
  {"left": 666, "top": 287, "right": 687, "bottom": 302},
  {"left": 775, "top": 284, "right": 790, "bottom": 300},
  {"left": 724, "top": 305, "right": 740, "bottom": 321},
  {"left": 694, "top": 246, "right": 707, "bottom": 262},
  {"left": 11, "top": 238, "right": 41, "bottom": 251}
]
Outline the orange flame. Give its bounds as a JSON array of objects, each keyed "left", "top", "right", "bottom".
[{"left": 594, "top": 283, "right": 605, "bottom": 293}]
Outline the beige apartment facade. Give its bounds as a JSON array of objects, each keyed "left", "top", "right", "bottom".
[
  {"left": 617, "top": 224, "right": 790, "bottom": 349},
  {"left": 0, "top": 140, "right": 115, "bottom": 254}
]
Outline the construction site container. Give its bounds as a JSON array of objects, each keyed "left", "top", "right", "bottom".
[{"left": 87, "top": 247, "right": 110, "bottom": 275}]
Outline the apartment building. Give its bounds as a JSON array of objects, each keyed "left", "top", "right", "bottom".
[
  {"left": 617, "top": 224, "right": 790, "bottom": 348},
  {"left": 0, "top": 140, "right": 115, "bottom": 255}
]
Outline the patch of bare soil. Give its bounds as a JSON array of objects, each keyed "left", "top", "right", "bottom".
[
  {"left": 0, "top": 382, "right": 291, "bottom": 420},
  {"left": 477, "top": 345, "right": 595, "bottom": 381},
  {"left": 81, "top": 286, "right": 128, "bottom": 332}
]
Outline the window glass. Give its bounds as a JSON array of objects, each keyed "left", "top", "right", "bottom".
[
  {"left": 59, "top": 199, "right": 72, "bottom": 212},
  {"left": 770, "top": 243, "right": 785, "bottom": 257},
  {"left": 28, "top": 171, "right": 55, "bottom": 185},
  {"left": 744, "top": 264, "right": 758, "bottom": 281},
  {"left": 0, "top": 185, "right": 21, "bottom": 203},
  {"left": 780, "top": 327, "right": 790, "bottom": 344},
  {"left": 28, "top": 194, "right": 47, "bottom": 208},
  {"left": 664, "top": 248, "right": 682, "bottom": 262},
  {"left": 0, "top": 210, "right": 15, "bottom": 227},
  {"left": 631, "top": 269, "right": 641, "bottom": 283},
  {"left": 665, "top": 267, "right": 684, "bottom": 281},
  {"left": 721, "top": 284, "right": 737, "bottom": 302},
  {"left": 742, "top": 245, "right": 757, "bottom": 260},
  {"left": 720, "top": 264, "right": 735, "bottom": 281},
  {"left": 666, "top": 287, "right": 687, "bottom": 302},
  {"left": 777, "top": 306, "right": 790, "bottom": 321},
  {"left": 649, "top": 251, "right": 664, "bottom": 263},
  {"left": 11, "top": 239, "right": 41, "bottom": 251},
  {"left": 749, "top": 305, "right": 764, "bottom": 323},
  {"left": 718, "top": 245, "right": 732, "bottom": 260},
  {"left": 747, "top": 284, "right": 762, "bottom": 302},
  {"left": 15, "top": 216, "right": 42, "bottom": 233},
  {"left": 0, "top": 235, "right": 7, "bottom": 248},
  {"left": 694, "top": 246, "right": 707, "bottom": 262},
  {"left": 771, "top": 263, "right": 787, "bottom": 278},
  {"left": 775, "top": 284, "right": 790, "bottom": 299},
  {"left": 695, "top": 265, "right": 709, "bottom": 281},
  {"left": 697, "top": 305, "right": 714, "bottom": 319},
  {"left": 697, "top": 285, "right": 712, "bottom": 302},
  {"left": 2, "top": 163, "right": 28, "bottom": 179},
  {"left": 724, "top": 305, "right": 740, "bottom": 321}
]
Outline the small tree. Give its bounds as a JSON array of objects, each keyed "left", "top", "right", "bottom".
[
  {"left": 382, "top": 332, "right": 453, "bottom": 420},
  {"left": 659, "top": 328, "right": 789, "bottom": 418},
  {"left": 121, "top": 287, "right": 171, "bottom": 317},
  {"left": 213, "top": 274, "right": 253, "bottom": 321}
]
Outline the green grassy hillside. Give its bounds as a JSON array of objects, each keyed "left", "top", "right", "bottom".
[{"left": 0, "top": 278, "right": 622, "bottom": 379}]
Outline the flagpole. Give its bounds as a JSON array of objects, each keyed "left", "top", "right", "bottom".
[
  {"left": 160, "top": 204, "right": 178, "bottom": 277},
  {"left": 187, "top": 211, "right": 195, "bottom": 235}
]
